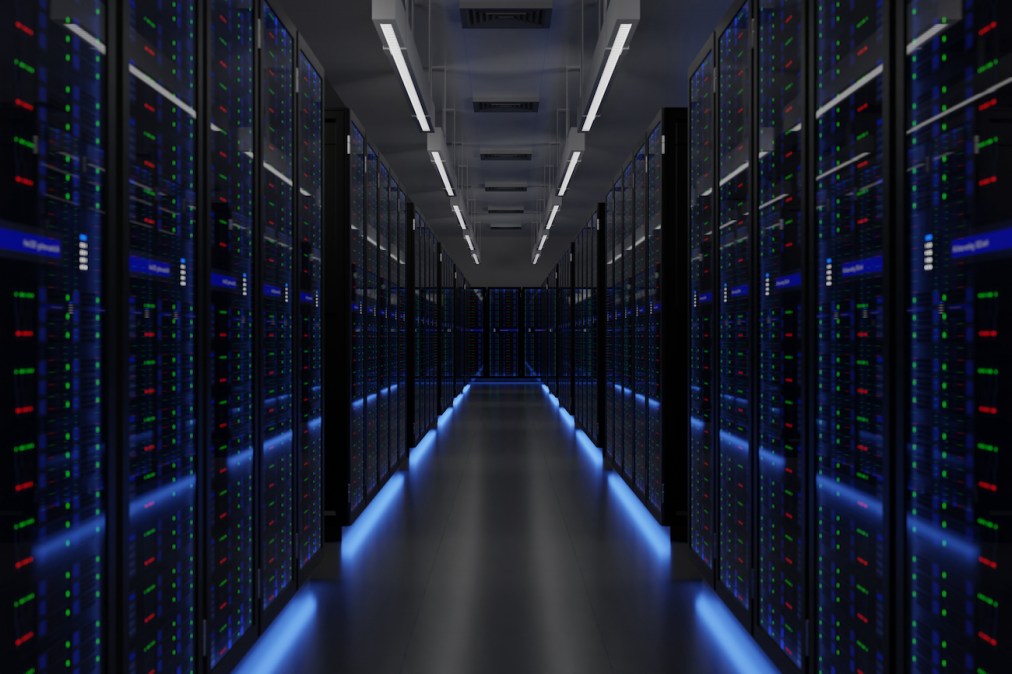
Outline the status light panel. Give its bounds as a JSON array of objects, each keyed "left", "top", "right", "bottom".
[
  {"left": 260, "top": 3, "right": 296, "bottom": 610},
  {"left": 2, "top": 3, "right": 106, "bottom": 671},
  {"left": 907, "top": 2, "right": 1011, "bottom": 672},
  {"left": 125, "top": 0, "right": 199, "bottom": 669},
  {"left": 349, "top": 125, "right": 365, "bottom": 511},
  {"left": 298, "top": 52, "right": 324, "bottom": 568},
  {"left": 207, "top": 0, "right": 256, "bottom": 664},
  {"left": 717, "top": 2, "right": 752, "bottom": 610},
  {"left": 814, "top": 0, "right": 888, "bottom": 670},
  {"left": 757, "top": 0, "right": 805, "bottom": 665},
  {"left": 689, "top": 51, "right": 716, "bottom": 568}
]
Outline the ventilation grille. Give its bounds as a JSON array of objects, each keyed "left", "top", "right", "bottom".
[
  {"left": 488, "top": 207, "right": 525, "bottom": 215},
  {"left": 461, "top": 8, "right": 552, "bottom": 29},
  {"left": 473, "top": 98, "right": 539, "bottom": 113},
  {"left": 489, "top": 223, "right": 524, "bottom": 230},
  {"left": 484, "top": 183, "right": 528, "bottom": 193},
  {"left": 480, "top": 149, "right": 533, "bottom": 161}
]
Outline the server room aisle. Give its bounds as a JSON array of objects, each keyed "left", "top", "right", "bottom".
[{"left": 233, "top": 384, "right": 777, "bottom": 674}]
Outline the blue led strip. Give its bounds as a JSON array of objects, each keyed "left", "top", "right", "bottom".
[
  {"left": 814, "top": 0, "right": 888, "bottom": 669},
  {"left": 2, "top": 2, "right": 107, "bottom": 671},
  {"left": 907, "top": 2, "right": 1011, "bottom": 672},
  {"left": 260, "top": 3, "right": 296, "bottom": 611},
  {"left": 716, "top": 2, "right": 753, "bottom": 611}
]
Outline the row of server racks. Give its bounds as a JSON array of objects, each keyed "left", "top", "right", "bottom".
[
  {"left": 1, "top": 1, "right": 326, "bottom": 672},
  {"left": 533, "top": 110, "right": 688, "bottom": 529},
  {"left": 688, "top": 0, "right": 1011, "bottom": 672},
  {"left": 322, "top": 114, "right": 477, "bottom": 530}
]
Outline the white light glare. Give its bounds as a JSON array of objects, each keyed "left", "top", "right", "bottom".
[
  {"left": 381, "top": 24, "right": 431, "bottom": 132},
  {"left": 533, "top": 253, "right": 541, "bottom": 265},
  {"left": 452, "top": 204, "right": 467, "bottom": 230},
  {"left": 538, "top": 234, "right": 548, "bottom": 251},
  {"left": 558, "top": 151, "right": 581, "bottom": 196},
  {"left": 471, "top": 253, "right": 480, "bottom": 265},
  {"left": 582, "top": 23, "right": 632, "bottom": 132},
  {"left": 432, "top": 150, "right": 453, "bottom": 196},
  {"left": 464, "top": 234, "right": 474, "bottom": 251}
]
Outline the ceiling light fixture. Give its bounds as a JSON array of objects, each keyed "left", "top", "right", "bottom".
[
  {"left": 472, "top": 253, "right": 480, "bottom": 265},
  {"left": 581, "top": 0, "right": 639, "bottom": 133},
  {"left": 538, "top": 234, "right": 548, "bottom": 251},
  {"left": 427, "top": 128, "right": 455, "bottom": 196},
  {"left": 546, "top": 203, "right": 561, "bottom": 231},
  {"left": 533, "top": 252, "right": 541, "bottom": 265},
  {"left": 557, "top": 129, "right": 585, "bottom": 196},
  {"left": 452, "top": 202, "right": 467, "bottom": 230},
  {"left": 373, "top": 0, "right": 435, "bottom": 133},
  {"left": 464, "top": 234, "right": 475, "bottom": 251}
]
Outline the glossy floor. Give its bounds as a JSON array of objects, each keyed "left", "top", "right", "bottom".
[{"left": 232, "top": 383, "right": 779, "bottom": 674}]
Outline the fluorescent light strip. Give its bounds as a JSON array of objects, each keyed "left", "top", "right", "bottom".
[
  {"left": 582, "top": 23, "right": 632, "bottom": 132},
  {"left": 718, "top": 162, "right": 749, "bottom": 187},
  {"left": 546, "top": 204, "right": 560, "bottom": 230},
  {"left": 815, "top": 151, "right": 869, "bottom": 183},
  {"left": 533, "top": 253, "right": 541, "bottom": 265},
  {"left": 815, "top": 64, "right": 884, "bottom": 119},
  {"left": 538, "top": 234, "right": 548, "bottom": 251},
  {"left": 464, "top": 234, "right": 474, "bottom": 251},
  {"left": 452, "top": 204, "right": 467, "bottom": 230},
  {"left": 908, "top": 76, "right": 1012, "bottom": 135},
  {"left": 471, "top": 253, "right": 480, "bottom": 265},
  {"left": 381, "top": 23, "right": 431, "bottom": 132},
  {"left": 558, "top": 151, "right": 581, "bottom": 196},
  {"left": 432, "top": 151, "right": 454, "bottom": 196}
]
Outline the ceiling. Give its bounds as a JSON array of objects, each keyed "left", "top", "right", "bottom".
[{"left": 281, "top": 0, "right": 730, "bottom": 287}]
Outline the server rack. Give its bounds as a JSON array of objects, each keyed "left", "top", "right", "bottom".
[
  {"left": 688, "top": 38, "right": 717, "bottom": 579},
  {"left": 596, "top": 111, "right": 686, "bottom": 525},
  {"left": 487, "top": 288, "right": 522, "bottom": 377},
  {"left": 204, "top": 0, "right": 258, "bottom": 666},
  {"left": 573, "top": 214, "right": 603, "bottom": 446},
  {"left": 904, "top": 2, "right": 1011, "bottom": 673},
  {"left": 464, "top": 286, "right": 485, "bottom": 380},
  {"left": 559, "top": 248, "right": 575, "bottom": 411},
  {"left": 438, "top": 253, "right": 456, "bottom": 407},
  {"left": 2, "top": 2, "right": 109, "bottom": 671}
]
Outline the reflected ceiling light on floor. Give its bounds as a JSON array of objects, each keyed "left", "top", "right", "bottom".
[
  {"left": 373, "top": 0, "right": 434, "bottom": 132},
  {"left": 427, "top": 128, "right": 455, "bottom": 195},
  {"left": 581, "top": 0, "right": 640, "bottom": 132},
  {"left": 557, "top": 129, "right": 585, "bottom": 196}
]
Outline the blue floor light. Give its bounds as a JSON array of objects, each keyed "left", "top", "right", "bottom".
[
  {"left": 607, "top": 472, "right": 671, "bottom": 561},
  {"left": 694, "top": 590, "right": 779, "bottom": 674},
  {"left": 340, "top": 472, "right": 406, "bottom": 562},
  {"left": 232, "top": 587, "right": 319, "bottom": 674}
]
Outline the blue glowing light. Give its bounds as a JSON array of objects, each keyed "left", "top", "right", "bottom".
[
  {"left": 409, "top": 429, "right": 437, "bottom": 469},
  {"left": 232, "top": 587, "right": 319, "bottom": 674},
  {"left": 575, "top": 430, "right": 603, "bottom": 469},
  {"left": 557, "top": 404, "right": 575, "bottom": 429},
  {"left": 341, "top": 473, "right": 406, "bottom": 561},
  {"left": 607, "top": 472, "right": 670, "bottom": 560},
  {"left": 694, "top": 591, "right": 780, "bottom": 674}
]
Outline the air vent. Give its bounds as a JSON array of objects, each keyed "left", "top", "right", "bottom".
[
  {"left": 488, "top": 207, "right": 525, "bottom": 215},
  {"left": 460, "top": 6, "right": 552, "bottom": 29},
  {"left": 473, "top": 97, "right": 540, "bottom": 113},
  {"left": 484, "top": 182, "right": 528, "bottom": 193},
  {"left": 489, "top": 223, "right": 524, "bottom": 230},
  {"left": 480, "top": 148, "right": 533, "bottom": 161}
]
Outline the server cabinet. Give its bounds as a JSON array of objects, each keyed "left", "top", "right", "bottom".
[
  {"left": 755, "top": 0, "right": 806, "bottom": 668},
  {"left": 464, "top": 287, "right": 484, "bottom": 380},
  {"left": 488, "top": 289, "right": 521, "bottom": 377},
  {"left": 688, "top": 39, "right": 717, "bottom": 574},
  {"left": 205, "top": 0, "right": 257, "bottom": 665},
  {"left": 715, "top": 0, "right": 753, "bottom": 616},
  {"left": 560, "top": 247, "right": 575, "bottom": 411},
  {"left": 574, "top": 215, "right": 603, "bottom": 446},
  {"left": 411, "top": 213, "right": 440, "bottom": 443},
  {"left": 905, "top": 3, "right": 1012, "bottom": 672},
  {"left": 297, "top": 43, "right": 325, "bottom": 572},
  {"left": 124, "top": 0, "right": 200, "bottom": 669},
  {"left": 813, "top": 0, "right": 891, "bottom": 670},
  {"left": 258, "top": 3, "right": 297, "bottom": 618},
  {"left": 2, "top": 2, "right": 108, "bottom": 671},
  {"left": 605, "top": 189, "right": 618, "bottom": 464}
]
